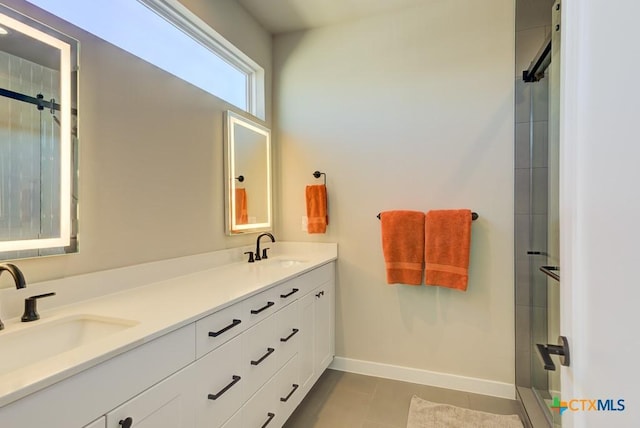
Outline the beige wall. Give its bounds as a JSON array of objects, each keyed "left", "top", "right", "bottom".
[
  {"left": 274, "top": 0, "right": 515, "bottom": 384},
  {"left": 0, "top": 0, "right": 272, "bottom": 285},
  {"left": 3, "top": 0, "right": 517, "bottom": 389}
]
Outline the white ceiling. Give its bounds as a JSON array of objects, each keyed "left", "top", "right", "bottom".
[{"left": 237, "top": 0, "right": 428, "bottom": 34}]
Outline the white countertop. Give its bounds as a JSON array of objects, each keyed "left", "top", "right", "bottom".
[{"left": 0, "top": 242, "right": 337, "bottom": 407}]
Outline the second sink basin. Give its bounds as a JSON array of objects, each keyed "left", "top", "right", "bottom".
[
  {"left": 0, "top": 314, "right": 138, "bottom": 376},
  {"left": 265, "top": 258, "right": 308, "bottom": 268}
]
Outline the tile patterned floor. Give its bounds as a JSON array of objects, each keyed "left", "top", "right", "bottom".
[{"left": 284, "top": 369, "right": 526, "bottom": 428}]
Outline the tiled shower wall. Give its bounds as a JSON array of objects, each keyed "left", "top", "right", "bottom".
[{"left": 514, "top": 0, "right": 554, "bottom": 389}]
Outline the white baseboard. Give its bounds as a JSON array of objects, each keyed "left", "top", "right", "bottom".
[{"left": 329, "top": 357, "right": 515, "bottom": 400}]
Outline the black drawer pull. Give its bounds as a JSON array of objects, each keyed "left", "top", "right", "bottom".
[
  {"left": 280, "top": 328, "right": 299, "bottom": 343},
  {"left": 280, "top": 383, "right": 299, "bottom": 402},
  {"left": 251, "top": 347, "right": 275, "bottom": 366},
  {"left": 208, "top": 319, "right": 241, "bottom": 337},
  {"left": 251, "top": 301, "right": 275, "bottom": 315},
  {"left": 315, "top": 290, "right": 324, "bottom": 298},
  {"left": 207, "top": 375, "right": 241, "bottom": 400},
  {"left": 280, "top": 288, "right": 299, "bottom": 299},
  {"left": 119, "top": 417, "right": 133, "bottom": 428},
  {"left": 261, "top": 412, "right": 276, "bottom": 428}
]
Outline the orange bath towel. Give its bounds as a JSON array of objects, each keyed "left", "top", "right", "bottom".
[
  {"left": 235, "top": 188, "right": 248, "bottom": 225},
  {"left": 380, "top": 210, "right": 425, "bottom": 285},
  {"left": 306, "top": 185, "right": 328, "bottom": 233},
  {"left": 424, "top": 209, "right": 472, "bottom": 291}
]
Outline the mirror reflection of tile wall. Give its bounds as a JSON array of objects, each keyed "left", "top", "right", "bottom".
[{"left": 0, "top": 51, "right": 61, "bottom": 243}]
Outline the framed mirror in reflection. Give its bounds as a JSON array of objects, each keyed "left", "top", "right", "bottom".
[
  {"left": 0, "top": 5, "right": 79, "bottom": 260},
  {"left": 224, "top": 111, "right": 271, "bottom": 235}
]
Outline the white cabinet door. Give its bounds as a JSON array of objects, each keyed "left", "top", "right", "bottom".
[
  {"left": 83, "top": 417, "right": 106, "bottom": 428},
  {"left": 298, "top": 291, "right": 316, "bottom": 393},
  {"left": 105, "top": 364, "right": 196, "bottom": 428},
  {"left": 315, "top": 280, "right": 335, "bottom": 372},
  {"left": 298, "top": 279, "right": 335, "bottom": 396}
]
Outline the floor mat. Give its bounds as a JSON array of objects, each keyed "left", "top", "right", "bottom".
[{"left": 407, "top": 395, "right": 524, "bottom": 428}]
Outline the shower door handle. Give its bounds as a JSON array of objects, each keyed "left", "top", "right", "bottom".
[
  {"left": 527, "top": 251, "right": 548, "bottom": 256},
  {"left": 536, "top": 336, "right": 570, "bottom": 371}
]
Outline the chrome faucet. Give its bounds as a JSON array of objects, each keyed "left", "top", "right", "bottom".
[
  {"left": 0, "top": 263, "right": 27, "bottom": 330},
  {"left": 0, "top": 263, "right": 26, "bottom": 289},
  {"left": 255, "top": 232, "right": 275, "bottom": 261}
]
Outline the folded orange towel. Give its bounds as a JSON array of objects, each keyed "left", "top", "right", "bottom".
[
  {"left": 235, "top": 188, "right": 248, "bottom": 225},
  {"left": 424, "top": 209, "right": 472, "bottom": 291},
  {"left": 306, "top": 185, "right": 328, "bottom": 234},
  {"left": 380, "top": 210, "right": 425, "bottom": 285}
]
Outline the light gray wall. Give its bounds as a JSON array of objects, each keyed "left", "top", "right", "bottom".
[
  {"left": 274, "top": 0, "right": 516, "bottom": 386},
  {"left": 0, "top": 0, "right": 272, "bottom": 286},
  {"left": 560, "top": 1, "right": 640, "bottom": 425}
]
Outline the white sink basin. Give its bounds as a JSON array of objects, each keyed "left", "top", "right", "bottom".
[
  {"left": 0, "top": 314, "right": 138, "bottom": 376},
  {"left": 266, "top": 258, "right": 308, "bottom": 268}
]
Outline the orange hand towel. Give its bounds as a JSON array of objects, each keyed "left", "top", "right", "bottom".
[
  {"left": 235, "top": 188, "right": 248, "bottom": 225},
  {"left": 380, "top": 210, "right": 425, "bottom": 285},
  {"left": 424, "top": 209, "right": 472, "bottom": 291},
  {"left": 306, "top": 185, "right": 328, "bottom": 234}
]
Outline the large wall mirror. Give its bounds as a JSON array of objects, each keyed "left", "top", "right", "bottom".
[
  {"left": 0, "top": 5, "right": 79, "bottom": 260},
  {"left": 224, "top": 110, "right": 271, "bottom": 235}
]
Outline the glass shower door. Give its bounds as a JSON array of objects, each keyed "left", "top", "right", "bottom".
[
  {"left": 529, "top": 2, "right": 561, "bottom": 424},
  {"left": 526, "top": 72, "right": 554, "bottom": 423}
]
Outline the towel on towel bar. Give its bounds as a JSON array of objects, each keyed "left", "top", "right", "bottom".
[
  {"left": 380, "top": 210, "right": 425, "bottom": 285},
  {"left": 424, "top": 209, "right": 472, "bottom": 291},
  {"left": 306, "top": 184, "right": 328, "bottom": 233}
]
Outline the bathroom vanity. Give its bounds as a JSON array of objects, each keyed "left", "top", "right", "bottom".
[{"left": 0, "top": 243, "right": 336, "bottom": 428}]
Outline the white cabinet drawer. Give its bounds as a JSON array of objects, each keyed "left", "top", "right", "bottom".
[
  {"left": 275, "top": 279, "right": 302, "bottom": 304},
  {"left": 0, "top": 325, "right": 195, "bottom": 428},
  {"left": 243, "top": 287, "right": 280, "bottom": 328},
  {"left": 242, "top": 372, "right": 279, "bottom": 428},
  {"left": 242, "top": 313, "right": 277, "bottom": 401},
  {"left": 83, "top": 417, "right": 106, "bottom": 428},
  {"left": 195, "top": 303, "right": 247, "bottom": 358},
  {"left": 220, "top": 408, "right": 242, "bottom": 428},
  {"left": 243, "top": 354, "right": 300, "bottom": 428},
  {"left": 105, "top": 364, "right": 196, "bottom": 428},
  {"left": 194, "top": 335, "right": 244, "bottom": 428},
  {"left": 274, "top": 300, "right": 300, "bottom": 369},
  {"left": 294, "top": 262, "right": 335, "bottom": 297},
  {"left": 273, "top": 355, "right": 300, "bottom": 427}
]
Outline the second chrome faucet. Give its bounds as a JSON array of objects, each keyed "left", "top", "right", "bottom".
[{"left": 245, "top": 232, "right": 276, "bottom": 263}]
